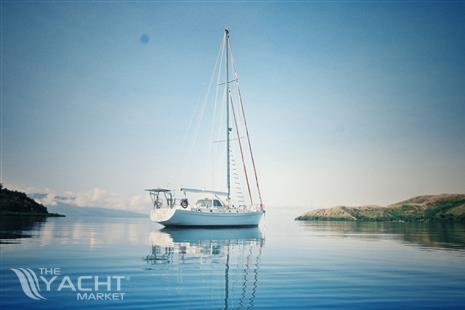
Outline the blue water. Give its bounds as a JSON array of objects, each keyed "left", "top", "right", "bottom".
[{"left": 1, "top": 209, "right": 465, "bottom": 309}]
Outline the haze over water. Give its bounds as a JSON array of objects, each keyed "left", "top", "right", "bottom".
[{"left": 1, "top": 209, "right": 465, "bottom": 309}]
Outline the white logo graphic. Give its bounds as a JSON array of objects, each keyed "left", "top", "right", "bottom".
[
  {"left": 10, "top": 268, "right": 47, "bottom": 300},
  {"left": 10, "top": 267, "right": 128, "bottom": 301}
]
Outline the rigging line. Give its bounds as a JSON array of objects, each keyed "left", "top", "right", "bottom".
[
  {"left": 213, "top": 136, "right": 244, "bottom": 143},
  {"left": 186, "top": 35, "right": 223, "bottom": 148},
  {"left": 230, "top": 94, "right": 253, "bottom": 207},
  {"left": 210, "top": 90, "right": 227, "bottom": 189},
  {"left": 206, "top": 36, "right": 226, "bottom": 189},
  {"left": 207, "top": 34, "right": 226, "bottom": 164},
  {"left": 228, "top": 42, "right": 264, "bottom": 211},
  {"left": 182, "top": 33, "right": 225, "bottom": 180}
]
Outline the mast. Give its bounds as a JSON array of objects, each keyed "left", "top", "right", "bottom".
[{"left": 225, "top": 29, "right": 231, "bottom": 200}]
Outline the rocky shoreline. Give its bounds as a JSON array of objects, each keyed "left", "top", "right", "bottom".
[{"left": 0, "top": 184, "right": 64, "bottom": 217}]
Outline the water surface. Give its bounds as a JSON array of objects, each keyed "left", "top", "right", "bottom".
[{"left": 1, "top": 210, "right": 465, "bottom": 309}]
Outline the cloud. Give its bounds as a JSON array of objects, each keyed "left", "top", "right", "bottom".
[{"left": 8, "top": 184, "right": 151, "bottom": 214}]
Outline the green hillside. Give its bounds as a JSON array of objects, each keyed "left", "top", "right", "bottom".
[
  {"left": 0, "top": 184, "right": 64, "bottom": 217},
  {"left": 296, "top": 194, "right": 465, "bottom": 222}
]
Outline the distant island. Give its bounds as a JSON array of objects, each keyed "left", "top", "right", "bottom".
[
  {"left": 0, "top": 184, "right": 64, "bottom": 217},
  {"left": 296, "top": 194, "right": 465, "bottom": 222},
  {"left": 46, "top": 203, "right": 145, "bottom": 218}
]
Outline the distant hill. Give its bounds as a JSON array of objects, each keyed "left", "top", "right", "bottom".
[
  {"left": 296, "top": 194, "right": 465, "bottom": 222},
  {"left": 46, "top": 203, "right": 146, "bottom": 218},
  {"left": 0, "top": 185, "right": 64, "bottom": 217}
]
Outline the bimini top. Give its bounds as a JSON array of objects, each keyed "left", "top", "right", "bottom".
[
  {"left": 145, "top": 188, "right": 172, "bottom": 193},
  {"left": 180, "top": 187, "right": 228, "bottom": 196}
]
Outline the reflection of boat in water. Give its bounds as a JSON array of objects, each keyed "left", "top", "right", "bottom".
[
  {"left": 146, "top": 227, "right": 264, "bottom": 309},
  {"left": 147, "top": 227, "right": 264, "bottom": 263}
]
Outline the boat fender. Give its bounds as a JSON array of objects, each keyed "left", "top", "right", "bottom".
[{"left": 181, "top": 199, "right": 189, "bottom": 208}]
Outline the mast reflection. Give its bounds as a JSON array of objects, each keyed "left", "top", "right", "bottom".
[{"left": 146, "top": 227, "right": 264, "bottom": 309}]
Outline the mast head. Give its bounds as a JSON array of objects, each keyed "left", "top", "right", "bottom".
[{"left": 225, "top": 28, "right": 229, "bottom": 35}]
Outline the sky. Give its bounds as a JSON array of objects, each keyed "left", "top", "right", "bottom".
[{"left": 1, "top": 1, "right": 465, "bottom": 213}]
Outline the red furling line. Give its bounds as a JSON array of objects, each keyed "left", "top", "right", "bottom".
[
  {"left": 230, "top": 95, "right": 253, "bottom": 207},
  {"left": 236, "top": 85, "right": 264, "bottom": 211},
  {"left": 228, "top": 43, "right": 264, "bottom": 211}
]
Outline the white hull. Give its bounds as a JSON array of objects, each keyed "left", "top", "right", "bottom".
[{"left": 151, "top": 208, "right": 263, "bottom": 227}]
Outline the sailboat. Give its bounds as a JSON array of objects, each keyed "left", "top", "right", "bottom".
[{"left": 147, "top": 29, "right": 264, "bottom": 227}]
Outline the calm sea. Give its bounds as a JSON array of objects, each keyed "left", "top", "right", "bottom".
[{"left": 1, "top": 208, "right": 465, "bottom": 309}]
